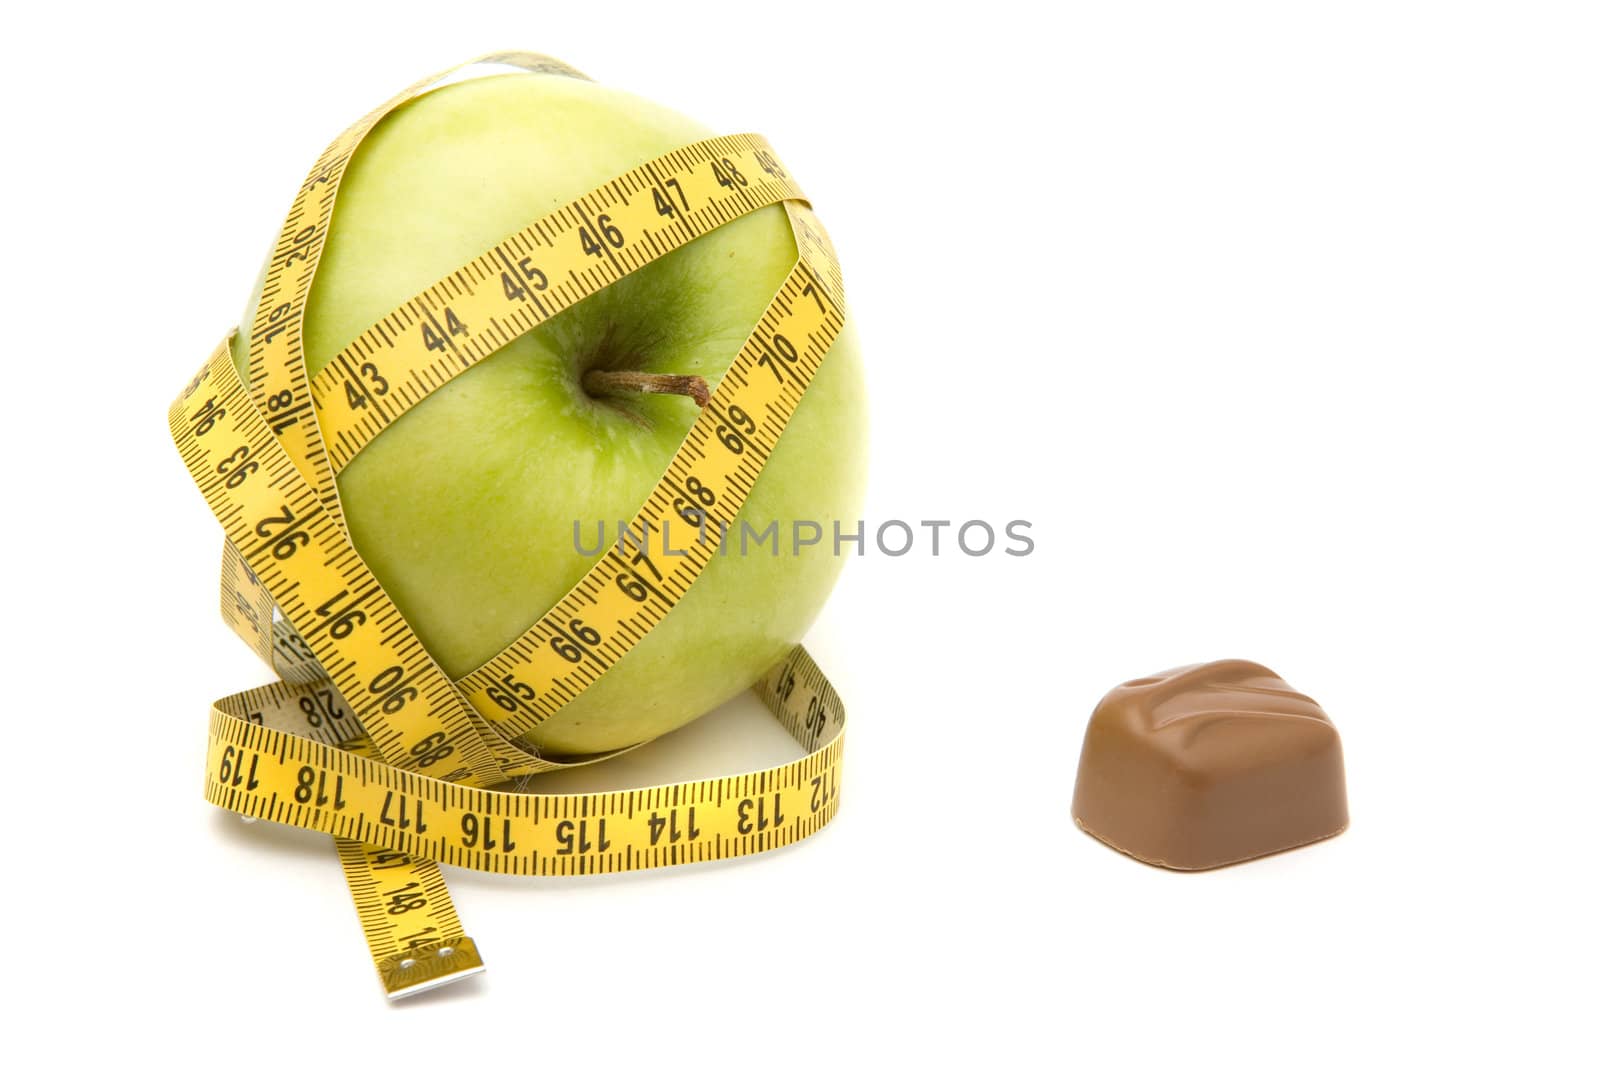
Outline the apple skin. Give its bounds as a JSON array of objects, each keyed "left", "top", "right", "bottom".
[{"left": 231, "top": 72, "right": 866, "bottom": 756}]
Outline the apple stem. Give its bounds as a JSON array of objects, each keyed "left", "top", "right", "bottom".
[{"left": 583, "top": 369, "right": 711, "bottom": 407}]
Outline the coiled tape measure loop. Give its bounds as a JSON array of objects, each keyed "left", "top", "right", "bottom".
[{"left": 169, "top": 52, "right": 850, "bottom": 999}]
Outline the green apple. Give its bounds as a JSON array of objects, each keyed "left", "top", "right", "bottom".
[{"left": 230, "top": 71, "right": 866, "bottom": 756}]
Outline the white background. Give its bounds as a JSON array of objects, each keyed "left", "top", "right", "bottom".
[{"left": 4, "top": 1, "right": 1595, "bottom": 1062}]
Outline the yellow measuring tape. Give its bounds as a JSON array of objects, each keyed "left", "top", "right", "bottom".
[{"left": 168, "top": 52, "right": 848, "bottom": 999}]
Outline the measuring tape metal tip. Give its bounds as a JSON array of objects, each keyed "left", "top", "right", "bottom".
[{"left": 381, "top": 937, "right": 486, "bottom": 1000}]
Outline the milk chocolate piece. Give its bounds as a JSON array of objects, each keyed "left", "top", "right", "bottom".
[{"left": 1072, "top": 660, "right": 1347, "bottom": 869}]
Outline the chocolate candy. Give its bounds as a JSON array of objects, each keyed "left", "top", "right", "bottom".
[{"left": 1072, "top": 660, "right": 1347, "bottom": 869}]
